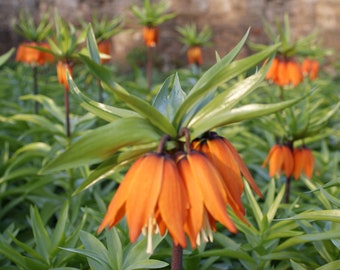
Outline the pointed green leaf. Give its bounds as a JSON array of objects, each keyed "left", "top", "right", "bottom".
[
  {"left": 41, "top": 117, "right": 161, "bottom": 173},
  {"left": 106, "top": 228, "right": 123, "bottom": 270},
  {"left": 20, "top": 95, "right": 65, "bottom": 123},
  {"left": 315, "top": 261, "right": 340, "bottom": 270},
  {"left": 86, "top": 24, "right": 100, "bottom": 64},
  {"left": 244, "top": 181, "right": 263, "bottom": 229},
  {"left": 51, "top": 202, "right": 69, "bottom": 251},
  {"left": 174, "top": 37, "right": 280, "bottom": 128},
  {"left": 277, "top": 210, "right": 340, "bottom": 223},
  {"left": 275, "top": 229, "right": 340, "bottom": 251},
  {"left": 153, "top": 73, "right": 186, "bottom": 122},
  {"left": 68, "top": 74, "right": 138, "bottom": 121},
  {"left": 0, "top": 48, "right": 15, "bottom": 67},
  {"left": 188, "top": 70, "right": 264, "bottom": 129},
  {"left": 30, "top": 206, "right": 51, "bottom": 264},
  {"left": 80, "top": 54, "right": 177, "bottom": 137},
  {"left": 266, "top": 182, "right": 285, "bottom": 224},
  {"left": 190, "top": 96, "right": 303, "bottom": 139},
  {"left": 126, "top": 259, "right": 168, "bottom": 269}
]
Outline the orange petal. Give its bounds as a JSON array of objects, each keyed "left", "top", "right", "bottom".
[
  {"left": 126, "top": 153, "right": 164, "bottom": 242},
  {"left": 223, "top": 138, "right": 263, "bottom": 198},
  {"left": 158, "top": 156, "right": 187, "bottom": 248},
  {"left": 265, "top": 57, "right": 279, "bottom": 81},
  {"left": 303, "top": 148, "right": 314, "bottom": 179},
  {"left": 200, "top": 138, "right": 245, "bottom": 216},
  {"left": 282, "top": 146, "right": 294, "bottom": 177},
  {"left": 287, "top": 61, "right": 303, "bottom": 86},
  {"left": 187, "top": 151, "right": 237, "bottom": 234},
  {"left": 293, "top": 148, "right": 304, "bottom": 180},
  {"left": 98, "top": 156, "right": 146, "bottom": 233},
  {"left": 177, "top": 154, "right": 204, "bottom": 248},
  {"left": 276, "top": 60, "right": 289, "bottom": 86}
]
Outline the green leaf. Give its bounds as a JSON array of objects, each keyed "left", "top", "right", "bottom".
[
  {"left": 244, "top": 181, "right": 263, "bottom": 229},
  {"left": 275, "top": 229, "right": 340, "bottom": 251},
  {"left": 188, "top": 70, "right": 264, "bottom": 132},
  {"left": 30, "top": 206, "right": 51, "bottom": 264},
  {"left": 152, "top": 73, "right": 186, "bottom": 123},
  {"left": 0, "top": 243, "right": 30, "bottom": 270},
  {"left": 41, "top": 117, "right": 161, "bottom": 173},
  {"left": 123, "top": 234, "right": 164, "bottom": 270},
  {"left": 266, "top": 182, "right": 285, "bottom": 224},
  {"left": 174, "top": 37, "right": 280, "bottom": 128},
  {"left": 126, "top": 259, "right": 168, "bottom": 269},
  {"left": 86, "top": 24, "right": 100, "bottom": 64},
  {"left": 0, "top": 48, "right": 15, "bottom": 67},
  {"left": 277, "top": 210, "right": 340, "bottom": 223},
  {"left": 315, "top": 261, "right": 340, "bottom": 270},
  {"left": 79, "top": 230, "right": 112, "bottom": 270},
  {"left": 20, "top": 95, "right": 65, "bottom": 123},
  {"left": 106, "top": 228, "right": 123, "bottom": 270},
  {"left": 190, "top": 96, "right": 303, "bottom": 139},
  {"left": 80, "top": 54, "right": 177, "bottom": 137},
  {"left": 195, "top": 248, "right": 256, "bottom": 263},
  {"left": 68, "top": 74, "right": 139, "bottom": 122},
  {"left": 51, "top": 202, "right": 69, "bottom": 252}
]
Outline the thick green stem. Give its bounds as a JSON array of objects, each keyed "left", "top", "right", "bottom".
[{"left": 171, "top": 242, "right": 183, "bottom": 270}]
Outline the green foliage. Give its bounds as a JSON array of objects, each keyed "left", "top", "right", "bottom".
[
  {"left": 130, "top": 0, "right": 176, "bottom": 27},
  {"left": 177, "top": 23, "right": 212, "bottom": 47},
  {"left": 14, "top": 9, "right": 52, "bottom": 41},
  {"left": 1, "top": 8, "right": 339, "bottom": 270}
]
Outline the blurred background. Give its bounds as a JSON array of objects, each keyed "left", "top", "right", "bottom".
[{"left": 0, "top": 0, "right": 339, "bottom": 70}]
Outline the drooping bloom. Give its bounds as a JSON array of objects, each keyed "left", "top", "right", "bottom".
[
  {"left": 293, "top": 147, "right": 315, "bottom": 180},
  {"left": 191, "top": 133, "right": 263, "bottom": 222},
  {"left": 98, "top": 153, "right": 188, "bottom": 253},
  {"left": 265, "top": 57, "right": 303, "bottom": 87},
  {"left": 301, "top": 58, "right": 319, "bottom": 80},
  {"left": 176, "top": 150, "right": 237, "bottom": 248},
  {"left": 56, "top": 61, "right": 73, "bottom": 90},
  {"left": 97, "top": 40, "right": 111, "bottom": 64},
  {"left": 187, "top": 46, "right": 203, "bottom": 66},
  {"left": 262, "top": 144, "right": 294, "bottom": 178},
  {"left": 16, "top": 42, "right": 41, "bottom": 65},
  {"left": 16, "top": 42, "right": 54, "bottom": 66},
  {"left": 143, "top": 26, "right": 159, "bottom": 47}
]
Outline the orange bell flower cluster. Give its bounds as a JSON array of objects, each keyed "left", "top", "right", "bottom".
[
  {"left": 143, "top": 26, "right": 159, "bottom": 47},
  {"left": 265, "top": 57, "right": 303, "bottom": 87},
  {"left": 97, "top": 40, "right": 111, "bottom": 64},
  {"left": 16, "top": 42, "right": 54, "bottom": 66},
  {"left": 187, "top": 46, "right": 203, "bottom": 66},
  {"left": 301, "top": 58, "right": 319, "bottom": 80},
  {"left": 262, "top": 144, "right": 314, "bottom": 180},
  {"left": 56, "top": 61, "right": 73, "bottom": 90},
  {"left": 98, "top": 131, "right": 263, "bottom": 253}
]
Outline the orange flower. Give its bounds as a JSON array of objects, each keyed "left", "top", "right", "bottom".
[
  {"left": 293, "top": 147, "right": 314, "bottom": 180},
  {"left": 98, "top": 153, "right": 188, "bottom": 253},
  {"left": 287, "top": 60, "right": 303, "bottom": 86},
  {"left": 262, "top": 144, "right": 294, "bottom": 178},
  {"left": 191, "top": 133, "right": 263, "bottom": 222},
  {"left": 301, "top": 58, "right": 319, "bottom": 80},
  {"left": 56, "top": 61, "right": 73, "bottom": 90},
  {"left": 176, "top": 150, "right": 237, "bottom": 248},
  {"left": 16, "top": 42, "right": 54, "bottom": 66},
  {"left": 187, "top": 46, "right": 203, "bottom": 66},
  {"left": 265, "top": 57, "right": 279, "bottom": 81},
  {"left": 97, "top": 40, "right": 111, "bottom": 64},
  {"left": 37, "top": 42, "right": 55, "bottom": 65},
  {"left": 266, "top": 57, "right": 303, "bottom": 87},
  {"left": 143, "top": 26, "right": 159, "bottom": 47},
  {"left": 15, "top": 42, "right": 40, "bottom": 65}
]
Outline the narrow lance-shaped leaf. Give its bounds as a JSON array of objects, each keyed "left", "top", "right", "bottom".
[
  {"left": 190, "top": 96, "right": 304, "bottom": 139},
  {"left": 86, "top": 24, "right": 100, "bottom": 64},
  {"left": 188, "top": 69, "right": 265, "bottom": 128},
  {"left": 41, "top": 117, "right": 161, "bottom": 173},
  {"left": 80, "top": 54, "right": 177, "bottom": 137},
  {"left": 173, "top": 29, "right": 250, "bottom": 127},
  {"left": 68, "top": 74, "right": 138, "bottom": 122}
]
